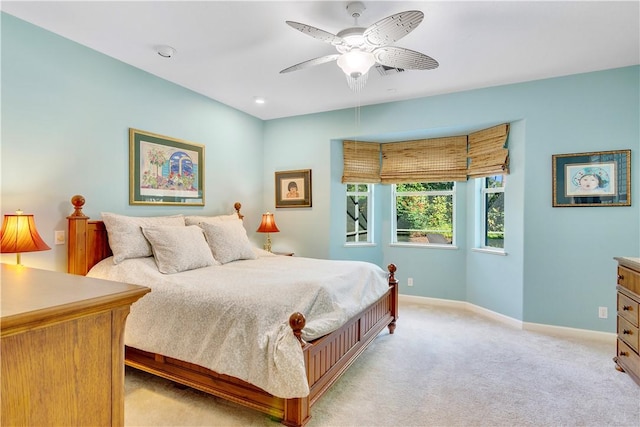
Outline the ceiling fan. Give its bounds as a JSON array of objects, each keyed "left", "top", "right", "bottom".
[{"left": 280, "top": 1, "right": 439, "bottom": 91}]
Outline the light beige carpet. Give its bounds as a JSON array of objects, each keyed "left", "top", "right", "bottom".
[{"left": 124, "top": 302, "right": 640, "bottom": 426}]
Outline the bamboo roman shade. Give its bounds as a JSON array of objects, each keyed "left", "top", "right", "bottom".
[
  {"left": 467, "top": 123, "right": 510, "bottom": 178},
  {"left": 379, "top": 136, "right": 468, "bottom": 183},
  {"left": 341, "top": 123, "right": 510, "bottom": 184},
  {"left": 341, "top": 140, "right": 381, "bottom": 183}
]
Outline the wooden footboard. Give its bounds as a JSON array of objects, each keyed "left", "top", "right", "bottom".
[
  {"left": 66, "top": 195, "right": 398, "bottom": 426},
  {"left": 124, "top": 281, "right": 396, "bottom": 427}
]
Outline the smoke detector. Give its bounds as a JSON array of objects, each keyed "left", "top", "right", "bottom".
[{"left": 157, "top": 45, "right": 176, "bottom": 58}]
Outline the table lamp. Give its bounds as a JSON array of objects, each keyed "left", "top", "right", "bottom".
[
  {"left": 1, "top": 210, "right": 51, "bottom": 265},
  {"left": 256, "top": 212, "right": 279, "bottom": 252}
]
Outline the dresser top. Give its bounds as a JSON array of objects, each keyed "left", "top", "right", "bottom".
[
  {"left": 1, "top": 264, "right": 149, "bottom": 330},
  {"left": 615, "top": 257, "right": 640, "bottom": 272}
]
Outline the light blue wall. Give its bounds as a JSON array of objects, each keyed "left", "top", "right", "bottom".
[
  {"left": 3, "top": 13, "right": 639, "bottom": 333},
  {"left": 1, "top": 13, "right": 265, "bottom": 271},
  {"left": 263, "top": 67, "right": 639, "bottom": 333}
]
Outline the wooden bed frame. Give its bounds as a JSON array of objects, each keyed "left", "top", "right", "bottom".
[{"left": 66, "top": 195, "right": 398, "bottom": 427}]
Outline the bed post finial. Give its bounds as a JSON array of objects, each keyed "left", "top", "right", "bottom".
[
  {"left": 387, "top": 264, "right": 397, "bottom": 284},
  {"left": 234, "top": 202, "right": 244, "bottom": 220},
  {"left": 69, "top": 194, "right": 88, "bottom": 218},
  {"left": 289, "top": 312, "right": 307, "bottom": 347}
]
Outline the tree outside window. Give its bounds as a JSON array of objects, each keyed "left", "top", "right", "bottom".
[
  {"left": 393, "top": 182, "right": 455, "bottom": 245},
  {"left": 482, "top": 176, "right": 505, "bottom": 249}
]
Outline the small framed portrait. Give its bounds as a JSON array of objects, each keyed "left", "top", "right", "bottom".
[
  {"left": 275, "top": 169, "right": 312, "bottom": 208},
  {"left": 552, "top": 149, "right": 631, "bottom": 207}
]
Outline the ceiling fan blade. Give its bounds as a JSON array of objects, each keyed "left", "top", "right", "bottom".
[
  {"left": 286, "top": 21, "right": 344, "bottom": 46},
  {"left": 373, "top": 46, "right": 439, "bottom": 70},
  {"left": 363, "top": 10, "right": 424, "bottom": 47},
  {"left": 280, "top": 54, "right": 341, "bottom": 74}
]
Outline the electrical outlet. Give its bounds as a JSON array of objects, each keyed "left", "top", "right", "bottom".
[
  {"left": 55, "top": 230, "right": 65, "bottom": 245},
  {"left": 598, "top": 306, "right": 608, "bottom": 319},
  {"left": 407, "top": 277, "right": 414, "bottom": 287}
]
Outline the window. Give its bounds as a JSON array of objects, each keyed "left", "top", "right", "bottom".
[
  {"left": 481, "top": 175, "right": 505, "bottom": 249},
  {"left": 346, "top": 184, "right": 372, "bottom": 244},
  {"left": 392, "top": 182, "right": 455, "bottom": 245}
]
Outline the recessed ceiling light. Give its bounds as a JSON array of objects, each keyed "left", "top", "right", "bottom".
[
  {"left": 157, "top": 45, "right": 176, "bottom": 58},
  {"left": 254, "top": 97, "right": 266, "bottom": 104}
]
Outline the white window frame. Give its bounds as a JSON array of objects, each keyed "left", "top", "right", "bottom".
[
  {"left": 345, "top": 183, "right": 374, "bottom": 245},
  {"left": 391, "top": 182, "right": 457, "bottom": 248},
  {"left": 477, "top": 175, "right": 506, "bottom": 254}
]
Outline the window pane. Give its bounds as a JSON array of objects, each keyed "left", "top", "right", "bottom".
[
  {"left": 486, "top": 175, "right": 504, "bottom": 189},
  {"left": 346, "top": 193, "right": 369, "bottom": 243},
  {"left": 346, "top": 184, "right": 356, "bottom": 192},
  {"left": 396, "top": 194, "right": 453, "bottom": 244},
  {"left": 485, "top": 191, "right": 504, "bottom": 248}
]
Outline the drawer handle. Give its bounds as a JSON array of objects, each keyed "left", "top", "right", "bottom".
[
  {"left": 623, "top": 329, "right": 633, "bottom": 335},
  {"left": 620, "top": 351, "right": 629, "bottom": 357},
  {"left": 618, "top": 274, "right": 624, "bottom": 280},
  {"left": 622, "top": 305, "right": 633, "bottom": 311}
]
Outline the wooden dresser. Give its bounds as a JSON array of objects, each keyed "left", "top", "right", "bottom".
[
  {"left": 614, "top": 257, "right": 640, "bottom": 386},
  {"left": 1, "top": 264, "right": 150, "bottom": 426}
]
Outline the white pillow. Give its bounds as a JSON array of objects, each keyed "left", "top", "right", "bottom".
[
  {"left": 185, "top": 213, "right": 238, "bottom": 227},
  {"left": 101, "top": 212, "right": 185, "bottom": 264},
  {"left": 142, "top": 225, "right": 217, "bottom": 274},
  {"left": 201, "top": 219, "right": 257, "bottom": 264}
]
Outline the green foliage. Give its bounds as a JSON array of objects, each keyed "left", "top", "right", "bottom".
[
  {"left": 396, "top": 183, "right": 453, "bottom": 238},
  {"left": 486, "top": 193, "right": 504, "bottom": 232}
]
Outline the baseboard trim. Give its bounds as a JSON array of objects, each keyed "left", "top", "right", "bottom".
[
  {"left": 523, "top": 321, "right": 616, "bottom": 343},
  {"left": 399, "top": 294, "right": 466, "bottom": 310},
  {"left": 399, "top": 294, "right": 616, "bottom": 343}
]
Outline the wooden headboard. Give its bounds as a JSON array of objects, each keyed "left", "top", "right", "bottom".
[{"left": 66, "top": 195, "right": 243, "bottom": 276}]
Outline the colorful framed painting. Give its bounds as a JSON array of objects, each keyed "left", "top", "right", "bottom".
[
  {"left": 275, "top": 169, "right": 312, "bottom": 208},
  {"left": 129, "top": 128, "right": 205, "bottom": 206},
  {"left": 552, "top": 149, "right": 631, "bottom": 207}
]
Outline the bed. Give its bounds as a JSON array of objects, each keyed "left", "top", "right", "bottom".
[{"left": 66, "top": 195, "right": 398, "bottom": 426}]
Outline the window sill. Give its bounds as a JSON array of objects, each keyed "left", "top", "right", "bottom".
[
  {"left": 344, "top": 243, "right": 377, "bottom": 248},
  {"left": 471, "top": 247, "right": 507, "bottom": 256},
  {"left": 390, "top": 243, "right": 459, "bottom": 250}
]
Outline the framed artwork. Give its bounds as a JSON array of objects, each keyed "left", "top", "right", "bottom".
[
  {"left": 129, "top": 128, "right": 205, "bottom": 206},
  {"left": 275, "top": 169, "right": 312, "bottom": 208},
  {"left": 552, "top": 149, "right": 631, "bottom": 207}
]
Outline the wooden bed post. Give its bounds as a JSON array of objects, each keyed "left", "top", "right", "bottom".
[
  {"left": 67, "top": 195, "right": 89, "bottom": 275},
  {"left": 67, "top": 195, "right": 111, "bottom": 276},
  {"left": 234, "top": 202, "right": 244, "bottom": 220},
  {"left": 387, "top": 264, "right": 398, "bottom": 334}
]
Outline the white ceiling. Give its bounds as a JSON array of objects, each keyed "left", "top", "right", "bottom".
[{"left": 2, "top": 1, "right": 639, "bottom": 120}]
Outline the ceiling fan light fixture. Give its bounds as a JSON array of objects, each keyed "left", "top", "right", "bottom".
[
  {"left": 336, "top": 27, "right": 366, "bottom": 49},
  {"left": 337, "top": 50, "right": 375, "bottom": 79}
]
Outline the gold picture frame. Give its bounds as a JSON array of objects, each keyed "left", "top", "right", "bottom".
[
  {"left": 552, "top": 149, "right": 631, "bottom": 207},
  {"left": 275, "top": 169, "right": 312, "bottom": 208},
  {"left": 129, "top": 128, "right": 205, "bottom": 206}
]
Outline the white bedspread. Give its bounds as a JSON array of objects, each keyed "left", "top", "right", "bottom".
[{"left": 87, "top": 253, "right": 389, "bottom": 398}]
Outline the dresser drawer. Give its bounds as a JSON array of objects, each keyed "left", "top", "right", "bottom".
[
  {"left": 618, "top": 316, "right": 639, "bottom": 353},
  {"left": 618, "top": 289, "right": 639, "bottom": 326},
  {"left": 617, "top": 339, "right": 640, "bottom": 380},
  {"left": 618, "top": 266, "right": 640, "bottom": 295}
]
